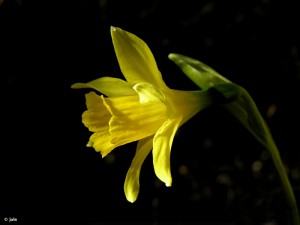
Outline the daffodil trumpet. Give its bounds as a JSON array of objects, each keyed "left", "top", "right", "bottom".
[{"left": 72, "top": 27, "right": 214, "bottom": 203}]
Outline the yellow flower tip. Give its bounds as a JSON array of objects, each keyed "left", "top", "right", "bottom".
[
  {"left": 124, "top": 177, "right": 139, "bottom": 203},
  {"left": 71, "top": 83, "right": 83, "bottom": 89},
  {"left": 110, "top": 26, "right": 117, "bottom": 32},
  {"left": 101, "top": 152, "right": 109, "bottom": 158},
  {"left": 126, "top": 193, "right": 137, "bottom": 203},
  {"left": 86, "top": 141, "right": 93, "bottom": 147},
  {"left": 110, "top": 26, "right": 124, "bottom": 37},
  {"left": 155, "top": 168, "right": 173, "bottom": 188},
  {"left": 165, "top": 177, "right": 172, "bottom": 187},
  {"left": 156, "top": 169, "right": 173, "bottom": 187},
  {"left": 110, "top": 26, "right": 127, "bottom": 42},
  {"left": 166, "top": 181, "right": 172, "bottom": 187}
]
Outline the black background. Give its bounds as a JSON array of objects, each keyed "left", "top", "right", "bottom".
[{"left": 2, "top": 0, "right": 300, "bottom": 224}]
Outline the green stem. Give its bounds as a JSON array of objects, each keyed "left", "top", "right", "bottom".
[
  {"left": 224, "top": 88, "right": 300, "bottom": 225},
  {"left": 266, "top": 136, "right": 300, "bottom": 225},
  {"left": 168, "top": 53, "right": 299, "bottom": 223}
]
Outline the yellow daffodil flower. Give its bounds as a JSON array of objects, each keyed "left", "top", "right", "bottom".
[{"left": 72, "top": 27, "right": 213, "bottom": 202}]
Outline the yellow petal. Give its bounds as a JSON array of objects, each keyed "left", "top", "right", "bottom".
[
  {"left": 102, "top": 95, "right": 167, "bottom": 147},
  {"left": 71, "top": 77, "right": 136, "bottom": 97},
  {"left": 124, "top": 136, "right": 153, "bottom": 203},
  {"left": 152, "top": 117, "right": 182, "bottom": 187},
  {"left": 133, "top": 83, "right": 165, "bottom": 103},
  {"left": 111, "top": 27, "right": 168, "bottom": 89}
]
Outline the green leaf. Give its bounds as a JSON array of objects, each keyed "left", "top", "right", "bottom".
[
  {"left": 208, "top": 83, "right": 243, "bottom": 104},
  {"left": 168, "top": 53, "right": 231, "bottom": 90}
]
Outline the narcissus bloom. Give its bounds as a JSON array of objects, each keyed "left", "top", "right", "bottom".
[{"left": 72, "top": 27, "right": 213, "bottom": 202}]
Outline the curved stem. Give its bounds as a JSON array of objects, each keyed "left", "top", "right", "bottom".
[
  {"left": 224, "top": 88, "right": 300, "bottom": 225},
  {"left": 168, "top": 53, "right": 299, "bottom": 224},
  {"left": 266, "top": 136, "right": 300, "bottom": 225}
]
